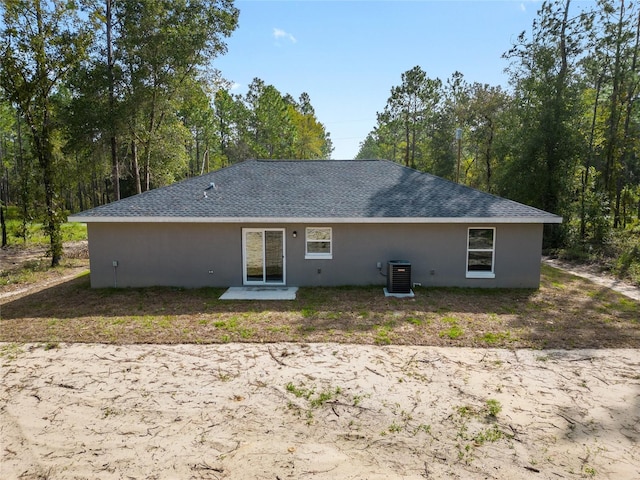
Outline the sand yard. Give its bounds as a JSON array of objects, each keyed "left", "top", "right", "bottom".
[{"left": 1, "top": 342, "right": 638, "bottom": 479}]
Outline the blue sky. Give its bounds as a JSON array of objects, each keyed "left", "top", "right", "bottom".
[{"left": 214, "top": 0, "right": 595, "bottom": 159}]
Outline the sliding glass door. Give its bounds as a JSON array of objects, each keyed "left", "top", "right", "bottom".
[{"left": 242, "top": 229, "right": 285, "bottom": 285}]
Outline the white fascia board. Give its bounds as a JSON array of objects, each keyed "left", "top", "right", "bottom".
[{"left": 68, "top": 215, "right": 563, "bottom": 224}]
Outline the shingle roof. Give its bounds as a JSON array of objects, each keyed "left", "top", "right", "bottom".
[{"left": 69, "top": 160, "right": 562, "bottom": 223}]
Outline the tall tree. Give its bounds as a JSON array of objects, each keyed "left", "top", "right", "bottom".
[
  {"left": 246, "top": 81, "right": 295, "bottom": 158},
  {"left": 290, "top": 93, "right": 331, "bottom": 159},
  {"left": 213, "top": 88, "right": 244, "bottom": 165},
  {"left": 383, "top": 66, "right": 441, "bottom": 169},
  {"left": 355, "top": 132, "right": 382, "bottom": 160},
  {"left": 501, "top": 0, "right": 587, "bottom": 244},
  {"left": 465, "top": 83, "right": 509, "bottom": 192},
  {"left": 0, "top": 100, "right": 15, "bottom": 247},
  {"left": 0, "top": 0, "right": 92, "bottom": 265},
  {"left": 106, "top": 0, "right": 119, "bottom": 200},
  {"left": 596, "top": 0, "right": 640, "bottom": 227},
  {"left": 116, "top": 0, "right": 238, "bottom": 191},
  {"left": 427, "top": 72, "right": 468, "bottom": 180}
]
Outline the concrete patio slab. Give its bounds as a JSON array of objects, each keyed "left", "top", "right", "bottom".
[
  {"left": 219, "top": 286, "right": 298, "bottom": 300},
  {"left": 383, "top": 288, "right": 415, "bottom": 298}
]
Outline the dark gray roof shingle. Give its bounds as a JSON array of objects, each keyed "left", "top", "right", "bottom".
[{"left": 69, "top": 160, "right": 561, "bottom": 222}]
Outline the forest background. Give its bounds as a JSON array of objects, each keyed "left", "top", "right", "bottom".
[{"left": 0, "top": 0, "right": 638, "bottom": 284}]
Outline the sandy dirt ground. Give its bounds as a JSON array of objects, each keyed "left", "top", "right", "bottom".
[
  {"left": 0, "top": 241, "right": 89, "bottom": 301},
  {"left": 542, "top": 257, "right": 640, "bottom": 301},
  {"left": 1, "top": 342, "right": 638, "bottom": 479}
]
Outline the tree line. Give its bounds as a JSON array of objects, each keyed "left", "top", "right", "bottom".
[
  {"left": 357, "top": 0, "right": 639, "bottom": 255},
  {"left": 0, "top": 0, "right": 332, "bottom": 264},
  {"left": 1, "top": 0, "right": 637, "bottom": 272}
]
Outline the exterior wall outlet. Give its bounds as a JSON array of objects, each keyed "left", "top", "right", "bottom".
[
  {"left": 317, "top": 268, "right": 322, "bottom": 274},
  {"left": 112, "top": 260, "right": 118, "bottom": 267},
  {"left": 376, "top": 262, "right": 382, "bottom": 269}
]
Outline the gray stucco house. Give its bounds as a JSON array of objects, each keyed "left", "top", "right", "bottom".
[{"left": 69, "top": 159, "right": 562, "bottom": 289}]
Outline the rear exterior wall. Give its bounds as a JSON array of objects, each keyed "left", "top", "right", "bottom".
[{"left": 86, "top": 222, "right": 544, "bottom": 289}]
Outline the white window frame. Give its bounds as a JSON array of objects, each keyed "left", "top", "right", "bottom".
[
  {"left": 466, "top": 227, "right": 496, "bottom": 279},
  {"left": 305, "top": 227, "right": 332, "bottom": 260}
]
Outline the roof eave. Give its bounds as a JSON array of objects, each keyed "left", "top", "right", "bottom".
[{"left": 68, "top": 215, "right": 563, "bottom": 224}]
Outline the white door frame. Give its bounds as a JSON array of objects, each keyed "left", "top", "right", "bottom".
[{"left": 242, "top": 228, "right": 286, "bottom": 285}]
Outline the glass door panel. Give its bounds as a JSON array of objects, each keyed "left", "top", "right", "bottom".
[
  {"left": 245, "top": 231, "right": 264, "bottom": 282},
  {"left": 265, "top": 230, "right": 284, "bottom": 283}
]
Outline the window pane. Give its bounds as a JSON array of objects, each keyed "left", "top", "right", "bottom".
[
  {"left": 469, "top": 229, "right": 494, "bottom": 249},
  {"left": 307, "top": 241, "right": 330, "bottom": 254},
  {"left": 307, "top": 228, "right": 331, "bottom": 241},
  {"left": 468, "top": 251, "right": 493, "bottom": 271}
]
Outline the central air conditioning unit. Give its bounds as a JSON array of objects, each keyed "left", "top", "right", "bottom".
[{"left": 387, "top": 260, "right": 411, "bottom": 294}]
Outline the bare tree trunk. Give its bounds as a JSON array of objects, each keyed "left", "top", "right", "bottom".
[
  {"left": 617, "top": 8, "right": 640, "bottom": 228},
  {"left": 485, "top": 121, "right": 494, "bottom": 193},
  {"left": 16, "top": 112, "right": 30, "bottom": 244},
  {"left": 144, "top": 144, "right": 151, "bottom": 192},
  {"left": 604, "top": 0, "right": 625, "bottom": 225},
  {"left": 0, "top": 136, "right": 7, "bottom": 247},
  {"left": 200, "top": 148, "right": 210, "bottom": 176},
  {"left": 106, "top": 0, "right": 120, "bottom": 200},
  {"left": 583, "top": 74, "right": 602, "bottom": 241},
  {"left": 0, "top": 204, "right": 6, "bottom": 248},
  {"left": 403, "top": 122, "right": 410, "bottom": 167},
  {"left": 34, "top": 3, "right": 62, "bottom": 267},
  {"left": 131, "top": 140, "right": 141, "bottom": 194}
]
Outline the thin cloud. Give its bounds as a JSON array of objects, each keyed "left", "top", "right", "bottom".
[
  {"left": 273, "top": 27, "right": 297, "bottom": 44},
  {"left": 520, "top": 0, "right": 540, "bottom": 13}
]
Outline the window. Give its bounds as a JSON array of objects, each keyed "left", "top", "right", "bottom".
[
  {"left": 466, "top": 228, "right": 495, "bottom": 278},
  {"left": 305, "top": 227, "right": 332, "bottom": 259}
]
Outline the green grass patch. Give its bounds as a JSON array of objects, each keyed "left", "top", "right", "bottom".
[
  {"left": 485, "top": 399, "right": 502, "bottom": 418},
  {"left": 612, "top": 297, "right": 639, "bottom": 314},
  {"left": 211, "top": 316, "right": 254, "bottom": 338},
  {"left": 479, "top": 331, "right": 512, "bottom": 344},
  {"left": 300, "top": 307, "right": 317, "bottom": 318},
  {"left": 374, "top": 323, "right": 394, "bottom": 344},
  {"left": 440, "top": 325, "right": 464, "bottom": 339},
  {"left": 0, "top": 259, "right": 50, "bottom": 286},
  {"left": 4, "top": 218, "right": 87, "bottom": 245},
  {"left": 2, "top": 266, "right": 637, "bottom": 349},
  {"left": 0, "top": 343, "right": 23, "bottom": 361},
  {"left": 285, "top": 382, "right": 342, "bottom": 408},
  {"left": 473, "top": 424, "right": 504, "bottom": 445}
]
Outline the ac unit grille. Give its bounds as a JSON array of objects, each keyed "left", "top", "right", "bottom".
[{"left": 387, "top": 260, "right": 411, "bottom": 293}]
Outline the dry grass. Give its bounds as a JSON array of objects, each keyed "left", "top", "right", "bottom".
[{"left": 1, "top": 260, "right": 638, "bottom": 348}]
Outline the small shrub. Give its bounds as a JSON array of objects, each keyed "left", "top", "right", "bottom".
[
  {"left": 388, "top": 422, "right": 402, "bottom": 433},
  {"left": 473, "top": 424, "right": 503, "bottom": 445},
  {"left": 485, "top": 399, "right": 502, "bottom": 418}
]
